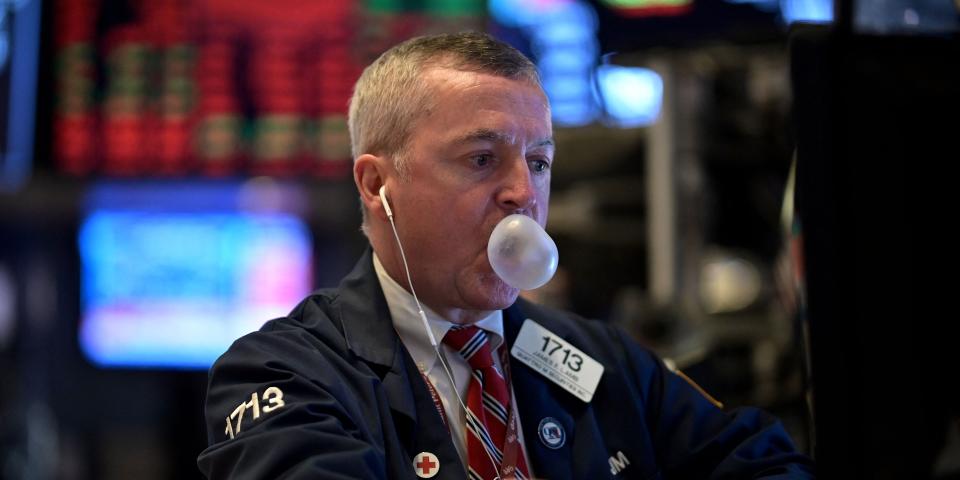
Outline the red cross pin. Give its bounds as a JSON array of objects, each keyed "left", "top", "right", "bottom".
[{"left": 413, "top": 452, "right": 439, "bottom": 478}]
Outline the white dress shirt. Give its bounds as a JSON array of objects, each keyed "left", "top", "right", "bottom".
[{"left": 372, "top": 253, "right": 533, "bottom": 474}]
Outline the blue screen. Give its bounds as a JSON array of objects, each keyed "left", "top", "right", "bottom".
[
  {"left": 1, "top": 0, "right": 41, "bottom": 191},
  {"left": 78, "top": 182, "right": 313, "bottom": 368}
]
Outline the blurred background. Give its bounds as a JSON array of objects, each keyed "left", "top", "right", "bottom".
[{"left": 0, "top": 0, "right": 956, "bottom": 478}]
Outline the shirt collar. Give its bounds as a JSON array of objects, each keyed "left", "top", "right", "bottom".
[{"left": 372, "top": 252, "right": 504, "bottom": 373}]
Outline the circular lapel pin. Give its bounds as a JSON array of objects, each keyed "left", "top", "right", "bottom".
[
  {"left": 413, "top": 451, "right": 440, "bottom": 478},
  {"left": 538, "top": 417, "right": 566, "bottom": 449}
]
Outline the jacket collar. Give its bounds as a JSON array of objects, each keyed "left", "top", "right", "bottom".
[
  {"left": 335, "top": 249, "right": 420, "bottom": 426},
  {"left": 336, "top": 248, "right": 401, "bottom": 369}
]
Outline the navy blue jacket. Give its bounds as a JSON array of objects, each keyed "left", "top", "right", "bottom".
[{"left": 198, "top": 250, "right": 814, "bottom": 479}]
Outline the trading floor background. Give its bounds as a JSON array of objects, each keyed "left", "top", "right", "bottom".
[{"left": 0, "top": 0, "right": 956, "bottom": 478}]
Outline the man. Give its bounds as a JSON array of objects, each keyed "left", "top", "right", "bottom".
[{"left": 198, "top": 32, "right": 814, "bottom": 479}]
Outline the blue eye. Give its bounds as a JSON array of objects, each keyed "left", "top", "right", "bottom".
[{"left": 530, "top": 159, "right": 550, "bottom": 173}]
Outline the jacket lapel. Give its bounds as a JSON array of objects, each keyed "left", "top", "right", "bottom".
[
  {"left": 337, "top": 249, "right": 418, "bottom": 423},
  {"left": 335, "top": 248, "right": 465, "bottom": 479}
]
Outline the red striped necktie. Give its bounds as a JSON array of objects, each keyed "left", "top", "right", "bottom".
[{"left": 444, "top": 325, "right": 530, "bottom": 480}]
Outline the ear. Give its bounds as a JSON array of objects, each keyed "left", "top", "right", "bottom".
[{"left": 354, "top": 153, "right": 390, "bottom": 222}]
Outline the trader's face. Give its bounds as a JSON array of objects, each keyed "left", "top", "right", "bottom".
[{"left": 388, "top": 67, "right": 553, "bottom": 319}]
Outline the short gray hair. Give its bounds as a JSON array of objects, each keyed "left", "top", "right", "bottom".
[{"left": 347, "top": 31, "right": 542, "bottom": 175}]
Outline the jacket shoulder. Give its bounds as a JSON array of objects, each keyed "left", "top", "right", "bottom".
[
  {"left": 216, "top": 289, "right": 347, "bottom": 366},
  {"left": 198, "top": 287, "right": 396, "bottom": 479}
]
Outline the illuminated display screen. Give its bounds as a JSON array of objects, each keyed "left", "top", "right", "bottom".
[
  {"left": 490, "top": 0, "right": 602, "bottom": 127},
  {"left": 600, "top": 0, "right": 693, "bottom": 16},
  {"left": 596, "top": 65, "right": 663, "bottom": 127},
  {"left": 52, "top": 0, "right": 484, "bottom": 178},
  {"left": 78, "top": 182, "right": 313, "bottom": 368},
  {"left": 1, "top": 0, "right": 41, "bottom": 191}
]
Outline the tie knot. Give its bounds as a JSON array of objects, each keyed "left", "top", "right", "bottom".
[{"left": 443, "top": 325, "right": 495, "bottom": 370}]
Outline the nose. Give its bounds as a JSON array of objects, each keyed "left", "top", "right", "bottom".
[{"left": 496, "top": 158, "right": 537, "bottom": 213}]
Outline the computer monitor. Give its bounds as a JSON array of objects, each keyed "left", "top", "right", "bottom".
[{"left": 78, "top": 181, "right": 313, "bottom": 369}]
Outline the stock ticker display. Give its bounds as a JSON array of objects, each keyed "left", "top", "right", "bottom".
[{"left": 52, "top": 0, "right": 484, "bottom": 178}]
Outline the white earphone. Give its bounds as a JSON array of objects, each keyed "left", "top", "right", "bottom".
[{"left": 379, "top": 185, "right": 393, "bottom": 218}]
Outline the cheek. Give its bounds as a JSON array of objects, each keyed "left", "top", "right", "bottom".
[
  {"left": 455, "top": 195, "right": 497, "bottom": 226},
  {"left": 435, "top": 209, "right": 485, "bottom": 251},
  {"left": 536, "top": 188, "right": 550, "bottom": 222}
]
